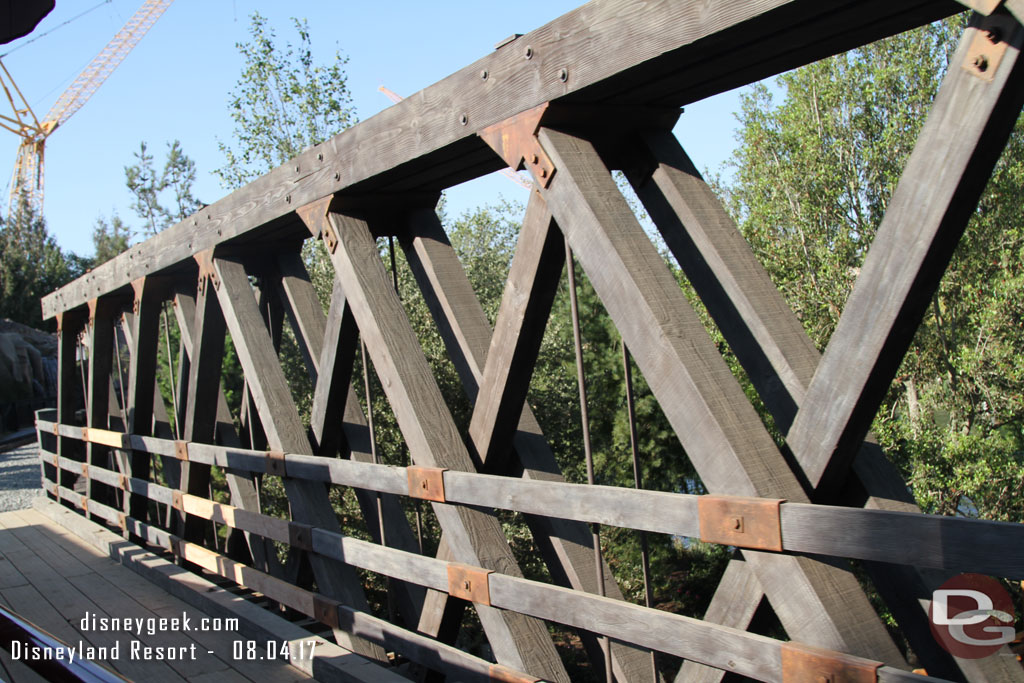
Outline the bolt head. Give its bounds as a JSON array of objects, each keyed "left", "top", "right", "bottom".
[
  {"left": 463, "top": 580, "right": 471, "bottom": 590},
  {"left": 524, "top": 46, "right": 533, "bottom": 59},
  {"left": 480, "top": 69, "right": 488, "bottom": 80},
  {"left": 459, "top": 113, "right": 468, "bottom": 125},
  {"left": 975, "top": 54, "right": 989, "bottom": 72},
  {"left": 559, "top": 68, "right": 568, "bottom": 82}
]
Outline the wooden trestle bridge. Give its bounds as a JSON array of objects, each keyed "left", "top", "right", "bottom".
[{"left": 30, "top": 0, "right": 1024, "bottom": 681}]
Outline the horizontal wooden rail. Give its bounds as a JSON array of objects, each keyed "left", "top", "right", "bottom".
[
  {"left": 38, "top": 0, "right": 960, "bottom": 321},
  {"left": 36, "top": 419, "right": 1024, "bottom": 580},
  {"left": 39, "top": 450, "right": 942, "bottom": 683}
]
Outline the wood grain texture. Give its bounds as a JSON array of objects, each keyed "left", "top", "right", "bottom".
[
  {"left": 536, "top": 125, "right": 905, "bottom": 666},
  {"left": 328, "top": 209, "right": 569, "bottom": 682},
  {"left": 40, "top": 0, "right": 960, "bottom": 321},
  {"left": 211, "top": 255, "right": 386, "bottom": 662},
  {"left": 787, "top": 15, "right": 1024, "bottom": 493},
  {"left": 467, "top": 191, "right": 562, "bottom": 469},
  {"left": 403, "top": 207, "right": 658, "bottom": 682},
  {"left": 628, "top": 111, "right": 1001, "bottom": 681}
]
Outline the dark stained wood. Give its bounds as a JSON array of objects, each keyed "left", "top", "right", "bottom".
[
  {"left": 265, "top": 245, "right": 428, "bottom": 631},
  {"left": 173, "top": 291, "right": 274, "bottom": 572},
  {"left": 401, "top": 206, "right": 678, "bottom": 683},
  {"left": 536, "top": 125, "right": 904, "bottom": 665},
  {"left": 39, "top": 0, "right": 962, "bottom": 322},
  {"left": 786, "top": 15, "right": 1024, "bottom": 493},
  {"left": 125, "top": 279, "right": 164, "bottom": 526},
  {"left": 325, "top": 208, "right": 570, "bottom": 682},
  {"left": 466, "top": 191, "right": 563, "bottom": 469},
  {"left": 626, "top": 116, "right": 993, "bottom": 682},
  {"left": 211, "top": 255, "right": 387, "bottom": 662},
  {"left": 84, "top": 298, "right": 117, "bottom": 515}
]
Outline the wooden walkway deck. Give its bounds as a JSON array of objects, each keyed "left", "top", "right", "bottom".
[{"left": 0, "top": 504, "right": 313, "bottom": 683}]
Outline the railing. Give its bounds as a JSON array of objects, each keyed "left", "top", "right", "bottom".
[{"left": 34, "top": 1, "right": 1024, "bottom": 681}]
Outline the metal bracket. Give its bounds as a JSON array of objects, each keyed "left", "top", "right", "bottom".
[
  {"left": 174, "top": 440, "right": 189, "bottom": 461},
  {"left": 780, "top": 642, "right": 881, "bottom": 683},
  {"left": 488, "top": 664, "right": 541, "bottom": 683},
  {"left": 87, "top": 299, "right": 98, "bottom": 326},
  {"left": 479, "top": 102, "right": 555, "bottom": 187},
  {"left": 698, "top": 495, "right": 784, "bottom": 551},
  {"left": 447, "top": 563, "right": 493, "bottom": 605},
  {"left": 117, "top": 512, "right": 126, "bottom": 529},
  {"left": 118, "top": 474, "right": 128, "bottom": 491},
  {"left": 313, "top": 595, "right": 341, "bottom": 629},
  {"left": 295, "top": 195, "right": 334, "bottom": 239},
  {"left": 407, "top": 466, "right": 447, "bottom": 502},
  {"left": 963, "top": 14, "right": 1011, "bottom": 81},
  {"left": 194, "top": 250, "right": 219, "bottom": 291},
  {"left": 80, "top": 462, "right": 89, "bottom": 477},
  {"left": 321, "top": 220, "right": 339, "bottom": 254},
  {"left": 171, "top": 490, "right": 184, "bottom": 511},
  {"left": 266, "top": 450, "right": 287, "bottom": 477},
  {"left": 289, "top": 522, "right": 314, "bottom": 551}
]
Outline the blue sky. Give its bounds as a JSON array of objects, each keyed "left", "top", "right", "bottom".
[{"left": 0, "top": 0, "right": 747, "bottom": 257}]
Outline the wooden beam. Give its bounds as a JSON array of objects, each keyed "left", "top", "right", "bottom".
[
  {"left": 315, "top": 206, "right": 570, "bottom": 682},
  {"left": 174, "top": 290, "right": 276, "bottom": 577},
  {"left": 626, "top": 128, "right": 997, "bottom": 680},
  {"left": 40, "top": 0, "right": 961, "bottom": 321},
  {"left": 211, "top": 254, "right": 388, "bottom": 662},
  {"left": 535, "top": 124, "right": 905, "bottom": 665},
  {"left": 266, "top": 252, "right": 428, "bottom": 631},
  {"left": 402, "top": 207, "right": 660, "bottom": 683},
  {"left": 124, "top": 279, "right": 164, "bottom": 525},
  {"left": 84, "top": 298, "right": 117, "bottom": 515},
  {"left": 466, "top": 191, "right": 563, "bottom": 469},
  {"left": 55, "top": 312, "right": 86, "bottom": 498},
  {"left": 787, "top": 12, "right": 1024, "bottom": 493}
]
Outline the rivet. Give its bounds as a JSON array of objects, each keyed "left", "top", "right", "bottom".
[
  {"left": 421, "top": 480, "right": 428, "bottom": 489},
  {"left": 540, "top": 168, "right": 548, "bottom": 178},
  {"left": 463, "top": 580, "right": 471, "bottom": 590},
  {"left": 459, "top": 113, "right": 468, "bottom": 126},
  {"left": 317, "top": 152, "right": 323, "bottom": 161},
  {"left": 480, "top": 69, "right": 488, "bottom": 80},
  {"left": 524, "top": 46, "right": 533, "bottom": 60},
  {"left": 975, "top": 55, "right": 989, "bottom": 72},
  {"left": 986, "top": 28, "right": 1001, "bottom": 43},
  {"left": 531, "top": 153, "right": 538, "bottom": 164},
  {"left": 333, "top": 172, "right": 340, "bottom": 181},
  {"left": 559, "top": 68, "right": 568, "bottom": 82}
]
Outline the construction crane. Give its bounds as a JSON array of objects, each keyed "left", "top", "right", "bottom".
[
  {"left": 0, "top": 0, "right": 173, "bottom": 217},
  {"left": 379, "top": 85, "right": 532, "bottom": 190}
]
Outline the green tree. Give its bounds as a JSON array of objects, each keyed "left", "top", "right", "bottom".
[
  {"left": 215, "top": 12, "right": 356, "bottom": 190},
  {"left": 0, "top": 196, "right": 83, "bottom": 329},
  {"left": 718, "top": 15, "right": 1024, "bottom": 523},
  {"left": 92, "top": 213, "right": 132, "bottom": 265}
]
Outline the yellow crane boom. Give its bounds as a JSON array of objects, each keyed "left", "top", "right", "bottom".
[{"left": 3, "top": 0, "right": 173, "bottom": 217}]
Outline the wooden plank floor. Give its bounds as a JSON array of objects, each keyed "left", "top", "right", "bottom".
[{"left": 0, "top": 507, "right": 311, "bottom": 682}]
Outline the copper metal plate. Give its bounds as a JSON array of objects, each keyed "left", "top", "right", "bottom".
[
  {"left": 266, "top": 450, "right": 287, "bottom": 477},
  {"left": 289, "top": 522, "right": 314, "bottom": 551},
  {"left": 407, "top": 466, "right": 447, "bottom": 502},
  {"left": 698, "top": 495, "right": 783, "bottom": 551},
  {"left": 781, "top": 642, "right": 881, "bottom": 683},
  {"left": 478, "top": 102, "right": 555, "bottom": 188},
  {"left": 313, "top": 595, "right": 340, "bottom": 628},
  {"left": 174, "top": 440, "right": 189, "bottom": 461},
  {"left": 447, "top": 563, "right": 493, "bottom": 605}
]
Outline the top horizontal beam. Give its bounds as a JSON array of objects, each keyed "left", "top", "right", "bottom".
[{"left": 41, "top": 0, "right": 960, "bottom": 319}]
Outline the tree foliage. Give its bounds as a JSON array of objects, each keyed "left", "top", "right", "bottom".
[
  {"left": 215, "top": 12, "right": 356, "bottom": 190},
  {"left": 717, "top": 15, "right": 1024, "bottom": 522},
  {"left": 0, "top": 197, "right": 83, "bottom": 329}
]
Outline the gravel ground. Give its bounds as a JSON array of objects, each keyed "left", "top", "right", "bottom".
[{"left": 0, "top": 442, "right": 44, "bottom": 512}]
